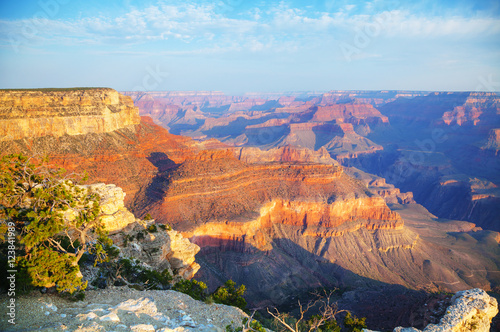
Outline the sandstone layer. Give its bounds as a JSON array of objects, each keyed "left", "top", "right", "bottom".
[
  {"left": 1, "top": 115, "right": 197, "bottom": 209},
  {"left": 140, "top": 149, "right": 499, "bottom": 308},
  {"left": 0, "top": 88, "right": 140, "bottom": 141}
]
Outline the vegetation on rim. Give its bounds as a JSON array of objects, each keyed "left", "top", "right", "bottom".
[{"left": 0, "top": 154, "right": 111, "bottom": 294}]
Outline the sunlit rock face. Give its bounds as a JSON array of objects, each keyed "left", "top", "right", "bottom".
[
  {"left": 141, "top": 149, "right": 499, "bottom": 308},
  {"left": 82, "top": 182, "right": 200, "bottom": 280},
  {"left": 0, "top": 89, "right": 198, "bottom": 208},
  {"left": 0, "top": 88, "right": 141, "bottom": 141}
]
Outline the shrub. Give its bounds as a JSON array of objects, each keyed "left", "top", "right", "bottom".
[
  {"left": 212, "top": 280, "right": 247, "bottom": 310},
  {"left": 225, "top": 317, "right": 266, "bottom": 332},
  {"left": 343, "top": 312, "right": 367, "bottom": 332},
  {"left": 144, "top": 213, "right": 153, "bottom": 220},
  {"left": 172, "top": 279, "right": 208, "bottom": 301},
  {"left": 159, "top": 224, "right": 172, "bottom": 231},
  {"left": 147, "top": 224, "right": 157, "bottom": 233}
]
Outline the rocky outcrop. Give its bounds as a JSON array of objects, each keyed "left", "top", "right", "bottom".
[
  {"left": 346, "top": 167, "right": 416, "bottom": 205},
  {"left": 441, "top": 92, "right": 500, "bottom": 126},
  {"left": 110, "top": 221, "right": 200, "bottom": 280},
  {"left": 234, "top": 145, "right": 337, "bottom": 165},
  {"left": 0, "top": 88, "right": 140, "bottom": 141},
  {"left": 482, "top": 128, "right": 500, "bottom": 154},
  {"left": 0, "top": 289, "right": 247, "bottom": 332},
  {"left": 365, "top": 288, "right": 498, "bottom": 332},
  {"left": 84, "top": 183, "right": 137, "bottom": 232},
  {"left": 79, "top": 182, "right": 200, "bottom": 280}
]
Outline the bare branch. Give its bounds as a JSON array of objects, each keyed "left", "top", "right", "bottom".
[{"left": 267, "top": 308, "right": 297, "bottom": 332}]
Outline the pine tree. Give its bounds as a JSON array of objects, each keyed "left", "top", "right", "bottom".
[{"left": 0, "top": 154, "right": 110, "bottom": 293}]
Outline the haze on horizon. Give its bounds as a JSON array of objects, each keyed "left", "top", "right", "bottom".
[{"left": 0, "top": 0, "right": 499, "bottom": 94}]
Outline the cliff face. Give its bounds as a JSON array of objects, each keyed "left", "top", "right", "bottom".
[
  {"left": 2, "top": 89, "right": 499, "bottom": 320},
  {"left": 441, "top": 92, "right": 500, "bottom": 126},
  {"left": 0, "top": 89, "right": 140, "bottom": 141},
  {"left": 1, "top": 115, "right": 197, "bottom": 209},
  {"left": 137, "top": 149, "right": 499, "bottom": 307},
  {"left": 483, "top": 128, "right": 500, "bottom": 154}
]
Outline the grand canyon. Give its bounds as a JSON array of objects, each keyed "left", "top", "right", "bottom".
[{"left": 1, "top": 88, "right": 499, "bottom": 331}]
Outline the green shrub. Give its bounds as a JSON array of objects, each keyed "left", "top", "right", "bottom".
[
  {"left": 144, "top": 213, "right": 153, "bottom": 220},
  {"left": 147, "top": 224, "right": 157, "bottom": 233},
  {"left": 137, "top": 268, "right": 172, "bottom": 289},
  {"left": 159, "top": 224, "right": 172, "bottom": 231},
  {"left": 344, "top": 312, "right": 367, "bottom": 332},
  {"left": 172, "top": 279, "right": 208, "bottom": 301},
  {"left": 212, "top": 280, "right": 247, "bottom": 310},
  {"left": 104, "top": 244, "right": 120, "bottom": 259},
  {"left": 225, "top": 318, "right": 266, "bottom": 332}
]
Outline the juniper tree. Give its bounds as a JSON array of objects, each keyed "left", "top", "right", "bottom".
[{"left": 0, "top": 154, "right": 110, "bottom": 293}]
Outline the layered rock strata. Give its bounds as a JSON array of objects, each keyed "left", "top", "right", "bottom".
[
  {"left": 0, "top": 88, "right": 140, "bottom": 141},
  {"left": 143, "top": 150, "right": 498, "bottom": 307}
]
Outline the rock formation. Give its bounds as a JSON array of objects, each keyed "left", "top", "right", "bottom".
[
  {"left": 82, "top": 183, "right": 137, "bottom": 232},
  {"left": 365, "top": 288, "right": 498, "bottom": 332},
  {"left": 2, "top": 88, "right": 499, "bottom": 326},
  {"left": 0, "top": 99, "right": 197, "bottom": 209},
  {"left": 140, "top": 149, "right": 499, "bottom": 308},
  {"left": 79, "top": 182, "right": 200, "bottom": 280},
  {"left": 0, "top": 88, "right": 140, "bottom": 141},
  {"left": 0, "top": 288, "right": 247, "bottom": 331},
  {"left": 129, "top": 90, "right": 388, "bottom": 160}
]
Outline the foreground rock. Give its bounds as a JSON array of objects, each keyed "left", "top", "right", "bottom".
[
  {"left": 79, "top": 182, "right": 200, "bottom": 282},
  {"left": 364, "top": 288, "right": 498, "bottom": 332},
  {"left": 0, "top": 288, "right": 247, "bottom": 331}
]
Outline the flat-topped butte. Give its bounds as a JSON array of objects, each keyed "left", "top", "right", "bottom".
[{"left": 0, "top": 88, "right": 140, "bottom": 141}]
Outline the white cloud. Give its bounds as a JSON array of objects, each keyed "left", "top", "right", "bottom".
[{"left": 0, "top": 3, "right": 499, "bottom": 55}]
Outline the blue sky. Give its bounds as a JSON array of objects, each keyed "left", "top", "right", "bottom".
[{"left": 0, "top": 0, "right": 499, "bottom": 94}]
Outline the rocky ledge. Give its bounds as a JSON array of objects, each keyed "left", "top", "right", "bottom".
[
  {"left": 365, "top": 288, "right": 498, "bottom": 332},
  {"left": 0, "top": 288, "right": 247, "bottom": 332},
  {"left": 0, "top": 88, "right": 140, "bottom": 141}
]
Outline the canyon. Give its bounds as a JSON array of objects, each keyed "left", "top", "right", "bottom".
[
  {"left": 1, "top": 88, "right": 499, "bottom": 330},
  {"left": 130, "top": 90, "right": 500, "bottom": 233}
]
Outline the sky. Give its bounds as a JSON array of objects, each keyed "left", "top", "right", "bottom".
[{"left": 0, "top": 0, "right": 499, "bottom": 94}]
